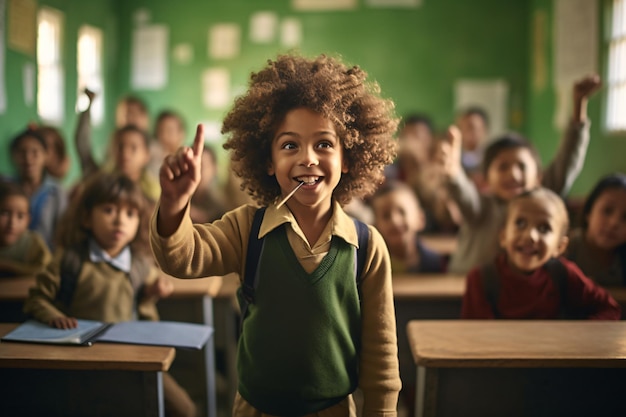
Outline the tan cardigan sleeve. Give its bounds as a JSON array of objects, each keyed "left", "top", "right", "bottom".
[
  {"left": 23, "top": 250, "right": 67, "bottom": 324},
  {"left": 150, "top": 203, "right": 255, "bottom": 279},
  {"left": 359, "top": 225, "right": 402, "bottom": 416}
]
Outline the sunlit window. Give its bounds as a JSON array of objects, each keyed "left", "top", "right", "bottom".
[
  {"left": 76, "top": 25, "right": 104, "bottom": 125},
  {"left": 607, "top": 0, "right": 626, "bottom": 132},
  {"left": 37, "top": 7, "right": 64, "bottom": 124}
]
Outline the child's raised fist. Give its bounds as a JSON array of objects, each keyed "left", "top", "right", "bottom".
[{"left": 435, "top": 125, "right": 463, "bottom": 180}]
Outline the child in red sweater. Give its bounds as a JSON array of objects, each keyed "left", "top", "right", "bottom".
[{"left": 461, "top": 187, "right": 620, "bottom": 319}]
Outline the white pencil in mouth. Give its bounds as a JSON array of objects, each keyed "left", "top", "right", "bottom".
[{"left": 276, "top": 181, "right": 304, "bottom": 209}]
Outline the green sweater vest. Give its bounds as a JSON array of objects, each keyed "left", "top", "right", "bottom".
[{"left": 237, "top": 225, "right": 361, "bottom": 416}]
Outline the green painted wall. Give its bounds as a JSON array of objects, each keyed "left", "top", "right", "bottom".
[
  {"left": 0, "top": 0, "right": 118, "bottom": 184},
  {"left": 528, "top": 0, "right": 626, "bottom": 197},
  {"left": 114, "top": 0, "right": 529, "bottom": 161}
]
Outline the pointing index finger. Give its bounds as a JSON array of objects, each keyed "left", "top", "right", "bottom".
[{"left": 192, "top": 124, "right": 205, "bottom": 156}]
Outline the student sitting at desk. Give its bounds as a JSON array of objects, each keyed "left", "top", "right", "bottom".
[
  {"left": 0, "top": 181, "right": 51, "bottom": 277},
  {"left": 24, "top": 172, "right": 196, "bottom": 417},
  {"left": 461, "top": 187, "right": 620, "bottom": 320},
  {"left": 370, "top": 180, "right": 445, "bottom": 273}
]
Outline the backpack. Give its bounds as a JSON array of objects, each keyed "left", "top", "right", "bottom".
[
  {"left": 56, "top": 244, "right": 149, "bottom": 307},
  {"left": 237, "top": 207, "right": 370, "bottom": 330},
  {"left": 481, "top": 257, "right": 570, "bottom": 319}
]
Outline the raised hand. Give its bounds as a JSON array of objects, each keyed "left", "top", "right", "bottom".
[
  {"left": 144, "top": 276, "right": 174, "bottom": 299},
  {"left": 435, "top": 125, "right": 463, "bottom": 180},
  {"left": 573, "top": 74, "right": 602, "bottom": 123}
]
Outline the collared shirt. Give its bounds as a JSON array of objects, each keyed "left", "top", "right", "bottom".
[
  {"left": 259, "top": 200, "right": 360, "bottom": 274},
  {"left": 89, "top": 239, "right": 131, "bottom": 273}
]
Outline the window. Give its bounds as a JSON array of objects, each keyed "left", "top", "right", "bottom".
[
  {"left": 607, "top": 0, "right": 626, "bottom": 132},
  {"left": 76, "top": 25, "right": 104, "bottom": 125},
  {"left": 37, "top": 7, "right": 64, "bottom": 124}
]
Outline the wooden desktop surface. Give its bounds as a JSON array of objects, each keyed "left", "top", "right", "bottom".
[
  {"left": 393, "top": 274, "right": 465, "bottom": 299},
  {"left": 167, "top": 274, "right": 223, "bottom": 298},
  {"left": 0, "top": 323, "right": 175, "bottom": 371},
  {"left": 407, "top": 320, "right": 626, "bottom": 368},
  {"left": 420, "top": 234, "right": 458, "bottom": 254}
]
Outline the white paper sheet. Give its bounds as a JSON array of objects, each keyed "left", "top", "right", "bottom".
[
  {"left": 365, "top": 0, "right": 421, "bottom": 7},
  {"left": 131, "top": 25, "right": 168, "bottom": 90},
  {"left": 292, "top": 0, "right": 357, "bottom": 11},
  {"left": 281, "top": 18, "right": 302, "bottom": 48},
  {"left": 201, "top": 121, "right": 223, "bottom": 142},
  {"left": 455, "top": 79, "right": 509, "bottom": 138},
  {"left": 209, "top": 23, "right": 240, "bottom": 59},
  {"left": 250, "top": 12, "right": 277, "bottom": 43},
  {"left": 202, "top": 67, "right": 230, "bottom": 109},
  {"left": 553, "top": 0, "right": 598, "bottom": 129}
]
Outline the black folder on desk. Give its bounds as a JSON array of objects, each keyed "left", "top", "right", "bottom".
[{"left": 2, "top": 319, "right": 213, "bottom": 349}]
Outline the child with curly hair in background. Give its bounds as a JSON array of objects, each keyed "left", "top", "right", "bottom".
[{"left": 150, "top": 54, "right": 401, "bottom": 417}]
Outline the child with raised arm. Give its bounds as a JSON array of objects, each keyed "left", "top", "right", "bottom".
[
  {"left": 150, "top": 54, "right": 401, "bottom": 417},
  {"left": 438, "top": 74, "right": 601, "bottom": 274},
  {"left": 24, "top": 172, "right": 195, "bottom": 417},
  {"left": 461, "top": 187, "right": 620, "bottom": 319},
  {"left": 0, "top": 181, "right": 51, "bottom": 277},
  {"left": 566, "top": 173, "right": 626, "bottom": 287}
]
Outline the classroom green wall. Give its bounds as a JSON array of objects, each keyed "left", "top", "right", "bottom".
[
  {"left": 528, "top": 0, "right": 626, "bottom": 197},
  {"left": 19, "top": 0, "right": 622, "bottom": 194},
  {"left": 0, "top": 0, "right": 118, "bottom": 183},
  {"left": 114, "top": 0, "right": 529, "bottom": 163}
]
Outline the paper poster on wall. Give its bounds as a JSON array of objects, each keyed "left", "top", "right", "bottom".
[
  {"left": 172, "top": 43, "right": 194, "bottom": 65},
  {"left": 281, "top": 18, "right": 302, "bottom": 48},
  {"left": 365, "top": 0, "right": 422, "bottom": 7},
  {"left": 292, "top": 0, "right": 357, "bottom": 11},
  {"left": 250, "top": 12, "right": 277, "bottom": 44},
  {"left": 0, "top": 0, "right": 7, "bottom": 113},
  {"left": 131, "top": 25, "right": 168, "bottom": 90},
  {"left": 553, "top": 0, "right": 597, "bottom": 129},
  {"left": 8, "top": 0, "right": 36, "bottom": 55},
  {"left": 202, "top": 68, "right": 230, "bottom": 109},
  {"left": 23, "top": 62, "right": 34, "bottom": 106},
  {"left": 455, "top": 79, "right": 509, "bottom": 138},
  {"left": 209, "top": 24, "right": 240, "bottom": 59}
]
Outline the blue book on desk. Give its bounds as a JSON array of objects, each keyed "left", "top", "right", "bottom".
[
  {"left": 1, "top": 319, "right": 111, "bottom": 346},
  {"left": 1, "top": 320, "right": 212, "bottom": 350},
  {"left": 95, "top": 320, "right": 213, "bottom": 350}
]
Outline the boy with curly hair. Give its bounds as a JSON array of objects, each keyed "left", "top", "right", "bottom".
[{"left": 150, "top": 54, "right": 401, "bottom": 416}]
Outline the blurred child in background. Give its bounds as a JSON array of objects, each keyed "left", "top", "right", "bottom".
[
  {"left": 149, "top": 110, "right": 187, "bottom": 179},
  {"left": 456, "top": 106, "right": 490, "bottom": 189},
  {"left": 371, "top": 180, "right": 445, "bottom": 274},
  {"left": 461, "top": 187, "right": 620, "bottom": 320},
  {"left": 189, "top": 145, "right": 227, "bottom": 224},
  {"left": 438, "top": 74, "right": 601, "bottom": 275},
  {"left": 0, "top": 181, "right": 51, "bottom": 277},
  {"left": 115, "top": 94, "right": 150, "bottom": 131},
  {"left": 8, "top": 128, "right": 67, "bottom": 248},
  {"left": 38, "top": 125, "right": 70, "bottom": 181},
  {"left": 566, "top": 173, "right": 626, "bottom": 287},
  {"left": 24, "top": 172, "right": 195, "bottom": 417}
]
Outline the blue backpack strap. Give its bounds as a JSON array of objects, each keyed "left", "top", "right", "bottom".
[
  {"left": 238, "top": 207, "right": 266, "bottom": 330},
  {"left": 544, "top": 257, "right": 570, "bottom": 319},
  {"left": 480, "top": 261, "right": 501, "bottom": 318},
  {"left": 353, "top": 218, "right": 369, "bottom": 292}
]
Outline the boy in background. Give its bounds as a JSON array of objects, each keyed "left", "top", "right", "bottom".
[
  {"left": 0, "top": 181, "right": 51, "bottom": 277},
  {"left": 461, "top": 187, "right": 620, "bottom": 319}
]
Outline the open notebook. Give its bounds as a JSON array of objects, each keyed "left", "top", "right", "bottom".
[{"left": 1, "top": 319, "right": 213, "bottom": 349}]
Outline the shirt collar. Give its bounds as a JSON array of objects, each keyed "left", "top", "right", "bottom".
[
  {"left": 89, "top": 238, "right": 132, "bottom": 273},
  {"left": 258, "top": 200, "right": 360, "bottom": 248}
]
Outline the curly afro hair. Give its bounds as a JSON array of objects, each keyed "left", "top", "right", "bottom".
[{"left": 222, "top": 53, "right": 398, "bottom": 206}]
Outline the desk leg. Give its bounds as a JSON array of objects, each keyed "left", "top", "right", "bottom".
[
  {"left": 202, "top": 295, "right": 218, "bottom": 417},
  {"left": 416, "top": 366, "right": 438, "bottom": 417},
  {"left": 144, "top": 371, "right": 165, "bottom": 417},
  {"left": 214, "top": 296, "right": 238, "bottom": 414}
]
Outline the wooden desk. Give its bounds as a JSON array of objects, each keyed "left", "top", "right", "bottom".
[
  {"left": 0, "top": 323, "right": 174, "bottom": 417},
  {"left": 420, "top": 234, "right": 458, "bottom": 255},
  {"left": 0, "top": 276, "right": 35, "bottom": 322},
  {"left": 158, "top": 275, "right": 223, "bottom": 417},
  {"left": 407, "top": 320, "right": 626, "bottom": 417}
]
